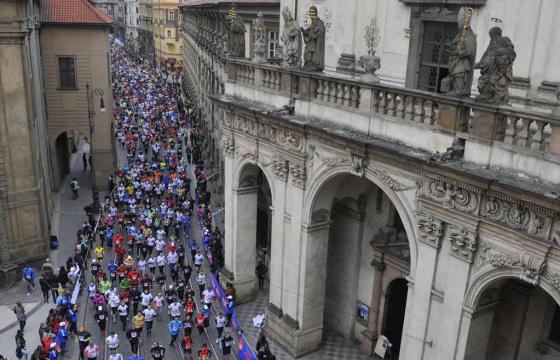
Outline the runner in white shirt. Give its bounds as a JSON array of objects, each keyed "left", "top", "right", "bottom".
[
  {"left": 143, "top": 307, "right": 157, "bottom": 334},
  {"left": 141, "top": 290, "right": 153, "bottom": 309},
  {"left": 155, "top": 239, "right": 166, "bottom": 253},
  {"left": 108, "top": 352, "right": 123, "bottom": 360},
  {"left": 105, "top": 332, "right": 119, "bottom": 351},
  {"left": 169, "top": 300, "right": 183, "bottom": 318},
  {"left": 108, "top": 293, "right": 121, "bottom": 323},
  {"left": 194, "top": 252, "right": 204, "bottom": 271},
  {"left": 202, "top": 288, "right": 215, "bottom": 309},
  {"left": 156, "top": 254, "right": 166, "bottom": 274}
]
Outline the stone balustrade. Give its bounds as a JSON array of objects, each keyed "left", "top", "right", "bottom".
[{"left": 226, "top": 58, "right": 560, "bottom": 164}]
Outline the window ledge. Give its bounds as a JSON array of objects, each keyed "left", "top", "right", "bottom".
[{"left": 57, "top": 87, "right": 79, "bottom": 91}]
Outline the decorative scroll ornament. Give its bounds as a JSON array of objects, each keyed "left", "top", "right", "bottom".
[
  {"left": 480, "top": 196, "right": 550, "bottom": 239},
  {"left": 426, "top": 180, "right": 479, "bottom": 214},
  {"left": 314, "top": 151, "right": 351, "bottom": 168},
  {"left": 370, "top": 225, "right": 410, "bottom": 261},
  {"left": 371, "top": 169, "right": 414, "bottom": 192},
  {"left": 290, "top": 164, "right": 307, "bottom": 188},
  {"left": 350, "top": 152, "right": 368, "bottom": 177},
  {"left": 278, "top": 129, "right": 303, "bottom": 152},
  {"left": 448, "top": 225, "right": 477, "bottom": 263},
  {"left": 416, "top": 212, "right": 444, "bottom": 248},
  {"left": 479, "top": 244, "right": 546, "bottom": 286}
]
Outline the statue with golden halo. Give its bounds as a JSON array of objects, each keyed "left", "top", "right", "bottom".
[
  {"left": 228, "top": 5, "right": 246, "bottom": 58},
  {"left": 441, "top": 7, "right": 477, "bottom": 96}
]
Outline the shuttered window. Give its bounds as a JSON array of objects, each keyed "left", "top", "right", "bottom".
[{"left": 58, "top": 57, "right": 76, "bottom": 89}]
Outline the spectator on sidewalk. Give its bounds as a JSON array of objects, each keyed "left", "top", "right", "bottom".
[
  {"left": 70, "top": 178, "right": 80, "bottom": 200},
  {"left": 77, "top": 327, "right": 92, "bottom": 360},
  {"left": 13, "top": 301, "right": 27, "bottom": 331},
  {"left": 82, "top": 153, "right": 88, "bottom": 172},
  {"left": 39, "top": 276, "right": 50, "bottom": 303}
]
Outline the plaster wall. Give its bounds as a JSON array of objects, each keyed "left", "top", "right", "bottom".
[
  {"left": 463, "top": 139, "right": 560, "bottom": 185},
  {"left": 41, "top": 26, "right": 114, "bottom": 190}
]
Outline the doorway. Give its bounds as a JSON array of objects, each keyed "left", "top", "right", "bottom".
[{"left": 383, "top": 278, "right": 409, "bottom": 356}]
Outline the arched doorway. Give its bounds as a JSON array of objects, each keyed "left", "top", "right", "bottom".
[
  {"left": 383, "top": 278, "right": 408, "bottom": 356},
  {"left": 464, "top": 278, "right": 560, "bottom": 359},
  {"left": 231, "top": 163, "right": 272, "bottom": 301},
  {"left": 308, "top": 172, "right": 413, "bottom": 356},
  {"left": 54, "top": 132, "right": 70, "bottom": 187}
]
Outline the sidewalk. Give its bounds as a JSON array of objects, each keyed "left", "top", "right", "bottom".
[{"left": 0, "top": 139, "right": 94, "bottom": 355}]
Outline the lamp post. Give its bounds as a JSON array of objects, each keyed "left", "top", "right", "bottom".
[{"left": 85, "top": 82, "right": 106, "bottom": 213}]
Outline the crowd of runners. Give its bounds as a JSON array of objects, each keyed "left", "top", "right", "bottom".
[{"left": 5, "top": 38, "right": 266, "bottom": 360}]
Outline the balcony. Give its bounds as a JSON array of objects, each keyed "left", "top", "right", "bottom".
[{"left": 224, "top": 59, "right": 560, "bottom": 185}]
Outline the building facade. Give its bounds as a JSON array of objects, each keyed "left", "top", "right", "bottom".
[
  {"left": 154, "top": 0, "right": 184, "bottom": 71},
  {"left": 40, "top": 0, "right": 115, "bottom": 192},
  {"left": 92, "top": 0, "right": 118, "bottom": 18},
  {"left": 139, "top": 0, "right": 155, "bottom": 63},
  {"left": 0, "top": 0, "right": 54, "bottom": 278},
  {"left": 183, "top": 0, "right": 560, "bottom": 359},
  {"left": 179, "top": 0, "right": 280, "bottom": 208},
  {"left": 125, "top": 0, "right": 140, "bottom": 49}
]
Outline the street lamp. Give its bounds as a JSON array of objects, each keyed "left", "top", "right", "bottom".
[{"left": 86, "top": 82, "right": 105, "bottom": 212}]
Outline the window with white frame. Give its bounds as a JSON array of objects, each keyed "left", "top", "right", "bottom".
[
  {"left": 168, "top": 10, "right": 174, "bottom": 21},
  {"left": 167, "top": 30, "right": 172, "bottom": 38},
  {"left": 268, "top": 31, "right": 278, "bottom": 58}
]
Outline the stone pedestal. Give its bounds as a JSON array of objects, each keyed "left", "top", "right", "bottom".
[
  {"left": 265, "top": 304, "right": 322, "bottom": 358},
  {"left": 470, "top": 109, "right": 503, "bottom": 143},
  {"left": 436, "top": 103, "right": 465, "bottom": 133},
  {"left": 0, "top": 263, "right": 19, "bottom": 288}
]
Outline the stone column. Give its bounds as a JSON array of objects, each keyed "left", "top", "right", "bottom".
[
  {"left": 231, "top": 184, "right": 258, "bottom": 302},
  {"left": 222, "top": 140, "right": 235, "bottom": 275},
  {"left": 360, "top": 256, "right": 385, "bottom": 353},
  {"left": 269, "top": 169, "right": 287, "bottom": 307},
  {"left": 398, "top": 241, "right": 438, "bottom": 359}
]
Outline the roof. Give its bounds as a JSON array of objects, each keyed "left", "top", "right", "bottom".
[
  {"left": 179, "top": 0, "right": 279, "bottom": 8},
  {"left": 40, "top": 0, "right": 113, "bottom": 25}
]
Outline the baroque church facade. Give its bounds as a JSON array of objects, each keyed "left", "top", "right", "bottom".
[{"left": 180, "top": 0, "right": 560, "bottom": 359}]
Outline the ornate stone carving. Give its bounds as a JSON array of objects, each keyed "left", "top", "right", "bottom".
[
  {"left": 223, "top": 112, "right": 234, "bottom": 127},
  {"left": 480, "top": 195, "right": 550, "bottom": 239},
  {"left": 350, "top": 152, "right": 368, "bottom": 177},
  {"left": 370, "top": 225, "right": 410, "bottom": 261},
  {"left": 257, "top": 123, "right": 277, "bottom": 143},
  {"left": 480, "top": 244, "right": 546, "bottom": 286},
  {"left": 301, "top": 6, "right": 326, "bottom": 71},
  {"left": 252, "top": 12, "right": 266, "bottom": 63},
  {"left": 361, "top": 17, "right": 381, "bottom": 83},
  {"left": 426, "top": 180, "right": 479, "bottom": 214},
  {"left": 272, "top": 155, "right": 289, "bottom": 181},
  {"left": 475, "top": 27, "right": 516, "bottom": 104},
  {"left": 222, "top": 134, "right": 235, "bottom": 157},
  {"left": 281, "top": 7, "right": 301, "bottom": 67},
  {"left": 278, "top": 128, "right": 303, "bottom": 152},
  {"left": 371, "top": 169, "right": 413, "bottom": 192},
  {"left": 448, "top": 225, "right": 477, "bottom": 263},
  {"left": 314, "top": 151, "right": 351, "bottom": 167},
  {"left": 416, "top": 212, "right": 444, "bottom": 248},
  {"left": 290, "top": 164, "right": 307, "bottom": 188},
  {"left": 424, "top": 6, "right": 452, "bottom": 17}
]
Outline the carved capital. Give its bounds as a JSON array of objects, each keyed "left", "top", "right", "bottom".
[
  {"left": 271, "top": 155, "right": 289, "bottom": 181},
  {"left": 448, "top": 225, "right": 477, "bottom": 263},
  {"left": 290, "top": 164, "right": 306, "bottom": 189},
  {"left": 416, "top": 212, "right": 444, "bottom": 249},
  {"left": 479, "top": 243, "right": 546, "bottom": 286},
  {"left": 222, "top": 134, "right": 235, "bottom": 157}
]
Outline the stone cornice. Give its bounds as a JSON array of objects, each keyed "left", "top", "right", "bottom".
[{"left": 211, "top": 95, "right": 560, "bottom": 228}]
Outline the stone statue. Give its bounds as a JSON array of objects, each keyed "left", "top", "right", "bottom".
[
  {"left": 301, "top": 6, "right": 325, "bottom": 71},
  {"left": 252, "top": 12, "right": 266, "bottom": 63},
  {"left": 228, "top": 6, "right": 246, "bottom": 58},
  {"left": 441, "top": 7, "right": 476, "bottom": 96},
  {"left": 280, "top": 7, "right": 301, "bottom": 67},
  {"left": 475, "top": 27, "right": 517, "bottom": 104}
]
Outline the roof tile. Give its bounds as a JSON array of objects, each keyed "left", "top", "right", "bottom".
[{"left": 40, "top": 0, "right": 113, "bottom": 25}]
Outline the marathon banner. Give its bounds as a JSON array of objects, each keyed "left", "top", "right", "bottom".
[
  {"left": 210, "top": 273, "right": 239, "bottom": 330},
  {"left": 238, "top": 336, "right": 258, "bottom": 360}
]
